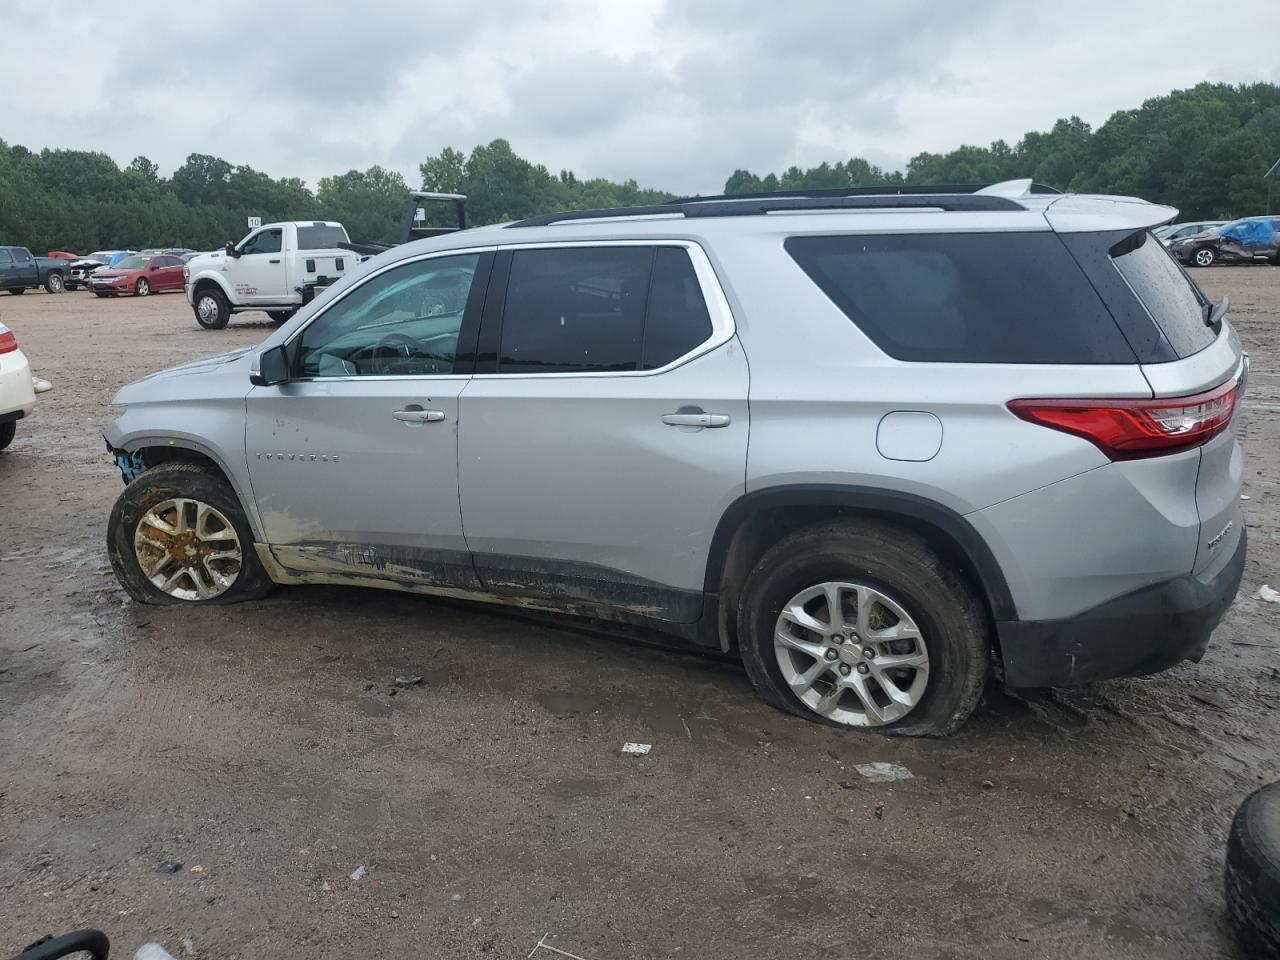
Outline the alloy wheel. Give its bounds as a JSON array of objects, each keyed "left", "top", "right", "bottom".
[
  {"left": 133, "top": 498, "right": 242, "bottom": 600},
  {"left": 1195, "top": 249, "right": 1215, "bottom": 267},
  {"left": 773, "top": 580, "right": 929, "bottom": 727}
]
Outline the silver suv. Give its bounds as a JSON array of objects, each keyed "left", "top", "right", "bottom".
[{"left": 103, "top": 179, "right": 1247, "bottom": 736}]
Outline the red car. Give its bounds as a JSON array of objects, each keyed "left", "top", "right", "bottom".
[
  {"left": 46, "top": 251, "right": 78, "bottom": 260},
  {"left": 87, "top": 254, "right": 186, "bottom": 297}
]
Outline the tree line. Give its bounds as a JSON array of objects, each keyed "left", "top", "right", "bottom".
[{"left": 1, "top": 81, "right": 1276, "bottom": 254}]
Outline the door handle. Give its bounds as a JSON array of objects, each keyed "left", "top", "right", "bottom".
[
  {"left": 662, "top": 412, "right": 731, "bottom": 428},
  {"left": 269, "top": 259, "right": 281, "bottom": 264},
  {"left": 393, "top": 409, "right": 446, "bottom": 423}
]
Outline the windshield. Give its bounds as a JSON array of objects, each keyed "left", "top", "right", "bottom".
[
  {"left": 114, "top": 256, "right": 149, "bottom": 271},
  {"left": 87, "top": 251, "right": 114, "bottom": 262}
]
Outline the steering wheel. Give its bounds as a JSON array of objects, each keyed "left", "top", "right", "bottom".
[{"left": 368, "top": 332, "right": 449, "bottom": 375}]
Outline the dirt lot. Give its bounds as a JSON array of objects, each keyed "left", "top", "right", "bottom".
[{"left": 0, "top": 271, "right": 1278, "bottom": 960}]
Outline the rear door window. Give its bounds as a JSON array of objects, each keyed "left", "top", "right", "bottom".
[
  {"left": 1110, "top": 231, "right": 1214, "bottom": 357},
  {"left": 785, "top": 232, "right": 1136, "bottom": 364},
  {"left": 496, "top": 246, "right": 717, "bottom": 374},
  {"left": 499, "top": 247, "right": 650, "bottom": 373}
]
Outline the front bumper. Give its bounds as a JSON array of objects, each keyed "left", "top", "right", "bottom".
[{"left": 997, "top": 528, "right": 1246, "bottom": 688}]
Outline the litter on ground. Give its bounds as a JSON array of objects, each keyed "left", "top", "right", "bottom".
[
  {"left": 1257, "top": 585, "right": 1280, "bottom": 604},
  {"left": 349, "top": 865, "right": 366, "bottom": 881},
  {"left": 621, "top": 742, "right": 652, "bottom": 755},
  {"left": 854, "top": 762, "right": 914, "bottom": 783}
]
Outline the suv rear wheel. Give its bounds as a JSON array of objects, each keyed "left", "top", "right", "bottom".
[
  {"left": 107, "top": 462, "right": 274, "bottom": 605},
  {"left": 738, "top": 520, "right": 989, "bottom": 736}
]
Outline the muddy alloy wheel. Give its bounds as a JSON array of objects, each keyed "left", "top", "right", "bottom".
[
  {"left": 773, "top": 581, "right": 930, "bottom": 727},
  {"left": 738, "top": 520, "right": 989, "bottom": 737},
  {"left": 135, "top": 277, "right": 150, "bottom": 297},
  {"left": 1194, "top": 247, "right": 1216, "bottom": 267},
  {"left": 133, "top": 498, "right": 242, "bottom": 600},
  {"left": 107, "top": 462, "right": 274, "bottom": 605},
  {"left": 45, "top": 273, "right": 64, "bottom": 294}
]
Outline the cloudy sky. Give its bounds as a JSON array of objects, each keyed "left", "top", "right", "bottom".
[{"left": 3, "top": 0, "right": 1278, "bottom": 195}]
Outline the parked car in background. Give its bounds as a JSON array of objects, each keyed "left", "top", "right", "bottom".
[
  {"left": 46, "top": 250, "right": 79, "bottom": 260},
  {"left": 88, "top": 253, "right": 187, "bottom": 297},
  {"left": 0, "top": 319, "right": 36, "bottom": 450},
  {"left": 185, "top": 221, "right": 356, "bottom": 328},
  {"left": 0, "top": 246, "right": 70, "bottom": 294},
  {"left": 103, "top": 179, "right": 1246, "bottom": 737},
  {"left": 68, "top": 250, "right": 126, "bottom": 290},
  {"left": 108, "top": 251, "right": 139, "bottom": 268},
  {"left": 1154, "top": 221, "right": 1225, "bottom": 245},
  {"left": 1171, "top": 216, "right": 1280, "bottom": 266}
]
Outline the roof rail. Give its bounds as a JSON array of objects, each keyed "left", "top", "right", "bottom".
[
  {"left": 665, "top": 181, "right": 1061, "bottom": 205},
  {"left": 505, "top": 192, "right": 1026, "bottom": 228}
]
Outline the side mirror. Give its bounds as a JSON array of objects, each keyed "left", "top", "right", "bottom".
[
  {"left": 224, "top": 241, "right": 239, "bottom": 258},
  {"left": 250, "top": 344, "right": 290, "bottom": 386},
  {"left": 150, "top": 263, "right": 161, "bottom": 270}
]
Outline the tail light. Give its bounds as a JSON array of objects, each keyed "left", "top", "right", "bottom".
[
  {"left": 0, "top": 323, "right": 17, "bottom": 355},
  {"left": 1008, "top": 378, "right": 1239, "bottom": 461}
]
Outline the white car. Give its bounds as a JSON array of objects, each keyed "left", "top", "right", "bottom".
[{"left": 0, "top": 321, "right": 35, "bottom": 450}]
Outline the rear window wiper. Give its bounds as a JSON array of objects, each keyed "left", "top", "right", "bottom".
[{"left": 1204, "top": 295, "right": 1228, "bottom": 331}]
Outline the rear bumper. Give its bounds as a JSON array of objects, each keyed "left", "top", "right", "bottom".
[{"left": 997, "top": 527, "right": 1246, "bottom": 687}]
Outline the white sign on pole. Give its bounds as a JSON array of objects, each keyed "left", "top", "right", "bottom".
[{"left": 247, "top": 216, "right": 262, "bottom": 229}]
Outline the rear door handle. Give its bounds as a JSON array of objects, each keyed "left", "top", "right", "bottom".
[
  {"left": 662, "top": 412, "right": 731, "bottom": 428},
  {"left": 393, "top": 409, "right": 446, "bottom": 423},
  {"left": 269, "top": 258, "right": 281, "bottom": 264}
]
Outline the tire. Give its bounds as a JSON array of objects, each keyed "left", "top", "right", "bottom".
[
  {"left": 1193, "top": 247, "right": 1217, "bottom": 267},
  {"left": 737, "top": 520, "right": 989, "bottom": 737},
  {"left": 1226, "top": 781, "right": 1280, "bottom": 959},
  {"left": 8, "top": 287, "right": 25, "bottom": 295},
  {"left": 135, "top": 277, "right": 150, "bottom": 297},
  {"left": 0, "top": 420, "right": 15, "bottom": 451},
  {"left": 107, "top": 462, "right": 274, "bottom": 605},
  {"left": 44, "top": 273, "right": 65, "bottom": 294},
  {"left": 267, "top": 310, "right": 295, "bottom": 325},
  {"left": 193, "top": 287, "right": 230, "bottom": 330}
]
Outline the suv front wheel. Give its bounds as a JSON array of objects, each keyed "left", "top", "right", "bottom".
[
  {"left": 107, "top": 462, "right": 274, "bottom": 605},
  {"left": 738, "top": 520, "right": 989, "bottom": 736}
]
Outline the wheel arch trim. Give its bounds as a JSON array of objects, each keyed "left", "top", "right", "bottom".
[
  {"left": 704, "top": 484, "right": 1017, "bottom": 622},
  {"left": 108, "top": 433, "right": 264, "bottom": 540}
]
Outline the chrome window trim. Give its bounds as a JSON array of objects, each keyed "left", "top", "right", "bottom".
[{"left": 277, "top": 240, "right": 737, "bottom": 383}]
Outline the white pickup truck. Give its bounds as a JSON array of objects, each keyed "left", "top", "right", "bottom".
[{"left": 184, "top": 221, "right": 358, "bottom": 329}]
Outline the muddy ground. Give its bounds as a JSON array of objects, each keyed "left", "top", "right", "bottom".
[{"left": 0, "top": 270, "right": 1277, "bottom": 960}]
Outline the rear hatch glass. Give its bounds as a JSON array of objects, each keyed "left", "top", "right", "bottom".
[{"left": 1110, "top": 231, "right": 1215, "bottom": 358}]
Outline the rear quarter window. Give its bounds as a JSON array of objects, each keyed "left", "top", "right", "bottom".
[
  {"left": 1109, "top": 231, "right": 1214, "bottom": 357},
  {"left": 785, "top": 232, "right": 1136, "bottom": 364}
]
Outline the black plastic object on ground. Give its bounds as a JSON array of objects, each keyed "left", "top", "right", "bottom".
[
  {"left": 15, "top": 929, "right": 110, "bottom": 960},
  {"left": 1227, "top": 781, "right": 1280, "bottom": 958}
]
